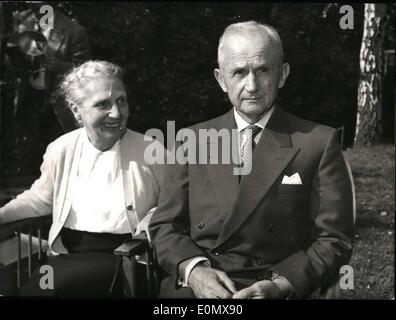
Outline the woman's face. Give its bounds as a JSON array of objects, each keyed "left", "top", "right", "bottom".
[{"left": 71, "top": 76, "right": 129, "bottom": 151}]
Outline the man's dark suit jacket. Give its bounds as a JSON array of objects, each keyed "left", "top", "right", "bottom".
[
  {"left": 149, "top": 107, "right": 354, "bottom": 299},
  {"left": 45, "top": 9, "right": 91, "bottom": 93},
  {"left": 45, "top": 10, "right": 91, "bottom": 131}
]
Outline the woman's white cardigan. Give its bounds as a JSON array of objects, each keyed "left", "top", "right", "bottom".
[{"left": 0, "top": 128, "right": 164, "bottom": 255}]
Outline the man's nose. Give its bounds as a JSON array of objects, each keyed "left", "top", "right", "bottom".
[{"left": 245, "top": 71, "right": 259, "bottom": 93}]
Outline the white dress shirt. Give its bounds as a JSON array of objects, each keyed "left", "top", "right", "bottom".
[
  {"left": 64, "top": 130, "right": 130, "bottom": 234},
  {"left": 178, "top": 106, "right": 275, "bottom": 287},
  {"left": 233, "top": 106, "right": 274, "bottom": 149},
  {"left": 30, "top": 27, "right": 52, "bottom": 90}
]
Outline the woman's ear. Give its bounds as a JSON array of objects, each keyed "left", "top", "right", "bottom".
[{"left": 69, "top": 102, "right": 81, "bottom": 123}]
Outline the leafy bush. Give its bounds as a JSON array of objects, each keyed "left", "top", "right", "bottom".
[
  {"left": 72, "top": 2, "right": 362, "bottom": 144},
  {"left": 1, "top": 2, "right": 364, "bottom": 176}
]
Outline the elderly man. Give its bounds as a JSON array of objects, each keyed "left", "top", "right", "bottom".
[{"left": 149, "top": 21, "right": 354, "bottom": 299}]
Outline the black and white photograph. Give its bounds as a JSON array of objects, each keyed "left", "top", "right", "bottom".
[{"left": 0, "top": 1, "right": 394, "bottom": 305}]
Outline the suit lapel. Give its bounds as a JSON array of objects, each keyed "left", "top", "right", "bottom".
[
  {"left": 45, "top": 12, "right": 65, "bottom": 90},
  {"left": 46, "top": 11, "right": 68, "bottom": 59},
  {"left": 206, "top": 110, "right": 240, "bottom": 219},
  {"left": 214, "top": 107, "right": 300, "bottom": 248}
]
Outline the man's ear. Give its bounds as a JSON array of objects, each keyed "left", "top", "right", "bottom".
[
  {"left": 278, "top": 62, "right": 290, "bottom": 89},
  {"left": 214, "top": 68, "right": 228, "bottom": 93}
]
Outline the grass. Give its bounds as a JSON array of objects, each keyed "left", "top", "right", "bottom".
[{"left": 341, "top": 144, "right": 394, "bottom": 299}]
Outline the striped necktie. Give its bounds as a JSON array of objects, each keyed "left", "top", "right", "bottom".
[{"left": 240, "top": 124, "right": 262, "bottom": 174}]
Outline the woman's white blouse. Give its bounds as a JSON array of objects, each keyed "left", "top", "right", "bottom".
[{"left": 64, "top": 130, "right": 130, "bottom": 234}]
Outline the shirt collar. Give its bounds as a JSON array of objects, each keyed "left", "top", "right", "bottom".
[
  {"left": 83, "top": 129, "right": 120, "bottom": 154},
  {"left": 233, "top": 106, "right": 275, "bottom": 132},
  {"left": 80, "top": 129, "right": 121, "bottom": 180}
]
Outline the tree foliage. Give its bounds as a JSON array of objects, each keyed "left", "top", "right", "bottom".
[
  {"left": 68, "top": 2, "right": 364, "bottom": 144},
  {"left": 2, "top": 2, "right": 368, "bottom": 176}
]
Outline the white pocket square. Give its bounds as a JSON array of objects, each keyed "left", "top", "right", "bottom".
[{"left": 281, "top": 173, "right": 303, "bottom": 185}]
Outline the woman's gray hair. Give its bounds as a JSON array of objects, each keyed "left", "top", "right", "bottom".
[{"left": 59, "top": 60, "right": 124, "bottom": 107}]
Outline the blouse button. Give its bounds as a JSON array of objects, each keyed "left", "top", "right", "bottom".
[{"left": 127, "top": 205, "right": 133, "bottom": 211}]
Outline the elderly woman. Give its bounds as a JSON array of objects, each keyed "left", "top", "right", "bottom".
[{"left": 0, "top": 61, "right": 164, "bottom": 297}]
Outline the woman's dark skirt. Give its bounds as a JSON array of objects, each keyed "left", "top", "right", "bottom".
[{"left": 19, "top": 228, "right": 130, "bottom": 298}]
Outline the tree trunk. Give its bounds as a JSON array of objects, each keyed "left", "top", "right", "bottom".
[{"left": 355, "top": 4, "right": 387, "bottom": 145}]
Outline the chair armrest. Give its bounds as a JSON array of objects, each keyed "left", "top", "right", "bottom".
[
  {"left": 111, "top": 233, "right": 158, "bottom": 297},
  {"left": 113, "top": 237, "right": 149, "bottom": 257},
  {"left": 0, "top": 215, "right": 51, "bottom": 287},
  {"left": 0, "top": 216, "right": 51, "bottom": 241}
]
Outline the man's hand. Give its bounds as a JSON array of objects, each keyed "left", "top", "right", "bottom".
[
  {"left": 232, "top": 276, "right": 293, "bottom": 299},
  {"left": 188, "top": 265, "right": 237, "bottom": 299}
]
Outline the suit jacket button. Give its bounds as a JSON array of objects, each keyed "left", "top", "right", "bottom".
[
  {"left": 198, "top": 222, "right": 204, "bottom": 230},
  {"left": 266, "top": 224, "right": 275, "bottom": 232},
  {"left": 214, "top": 252, "right": 219, "bottom": 256},
  {"left": 127, "top": 205, "right": 133, "bottom": 211}
]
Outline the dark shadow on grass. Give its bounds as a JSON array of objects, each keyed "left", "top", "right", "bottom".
[
  {"left": 352, "top": 170, "right": 383, "bottom": 179},
  {"left": 355, "top": 209, "right": 394, "bottom": 230}
]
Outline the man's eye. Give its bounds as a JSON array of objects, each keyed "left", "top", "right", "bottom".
[
  {"left": 258, "top": 67, "right": 269, "bottom": 73},
  {"left": 233, "top": 69, "right": 245, "bottom": 76}
]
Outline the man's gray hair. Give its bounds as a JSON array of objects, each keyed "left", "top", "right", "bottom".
[
  {"left": 59, "top": 60, "right": 124, "bottom": 107},
  {"left": 217, "top": 21, "right": 284, "bottom": 68}
]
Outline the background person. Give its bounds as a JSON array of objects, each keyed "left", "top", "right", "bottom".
[{"left": 5, "top": 2, "right": 91, "bottom": 173}]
